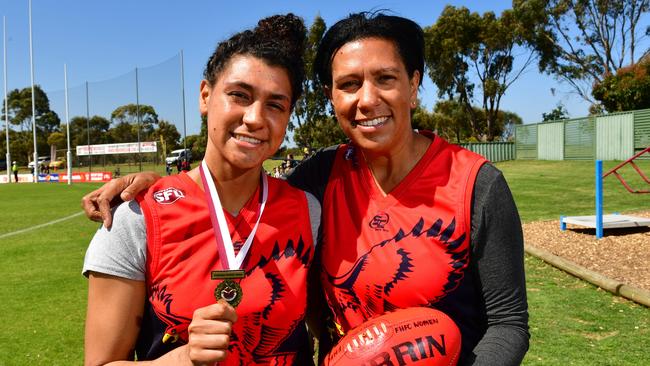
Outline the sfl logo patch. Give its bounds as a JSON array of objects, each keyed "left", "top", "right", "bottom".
[
  {"left": 153, "top": 188, "right": 185, "bottom": 204},
  {"left": 369, "top": 212, "right": 389, "bottom": 231}
]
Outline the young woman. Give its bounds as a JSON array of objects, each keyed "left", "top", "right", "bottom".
[
  {"left": 83, "top": 14, "right": 320, "bottom": 365},
  {"left": 83, "top": 12, "right": 529, "bottom": 366}
]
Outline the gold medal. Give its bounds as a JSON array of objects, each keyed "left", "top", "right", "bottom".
[
  {"left": 212, "top": 269, "right": 245, "bottom": 307},
  {"left": 201, "top": 161, "right": 267, "bottom": 310},
  {"left": 214, "top": 279, "right": 243, "bottom": 307}
]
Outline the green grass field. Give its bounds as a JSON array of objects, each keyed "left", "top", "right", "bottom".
[
  {"left": 0, "top": 160, "right": 648, "bottom": 365},
  {"left": 0, "top": 183, "right": 103, "bottom": 365},
  {"left": 500, "top": 160, "right": 650, "bottom": 365},
  {"left": 499, "top": 160, "right": 650, "bottom": 222}
]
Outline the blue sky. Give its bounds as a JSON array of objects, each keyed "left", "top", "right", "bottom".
[{"left": 1, "top": 0, "right": 644, "bottom": 142}]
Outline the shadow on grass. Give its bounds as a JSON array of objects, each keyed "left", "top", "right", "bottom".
[{"left": 566, "top": 226, "right": 650, "bottom": 237}]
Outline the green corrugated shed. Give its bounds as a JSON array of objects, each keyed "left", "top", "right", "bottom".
[
  {"left": 510, "top": 108, "right": 649, "bottom": 161},
  {"left": 515, "top": 124, "right": 537, "bottom": 159},
  {"left": 460, "top": 142, "right": 515, "bottom": 162},
  {"left": 564, "top": 118, "right": 595, "bottom": 160},
  {"left": 537, "top": 122, "right": 564, "bottom": 160},
  {"left": 596, "top": 113, "right": 634, "bottom": 160},
  {"left": 634, "top": 109, "right": 650, "bottom": 159}
]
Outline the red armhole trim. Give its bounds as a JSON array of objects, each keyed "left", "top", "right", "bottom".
[{"left": 136, "top": 192, "right": 160, "bottom": 277}]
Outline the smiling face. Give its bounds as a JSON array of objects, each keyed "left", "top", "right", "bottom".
[
  {"left": 329, "top": 37, "right": 420, "bottom": 156},
  {"left": 200, "top": 55, "right": 292, "bottom": 173}
]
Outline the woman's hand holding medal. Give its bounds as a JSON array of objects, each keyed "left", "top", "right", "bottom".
[{"left": 187, "top": 299, "right": 238, "bottom": 365}]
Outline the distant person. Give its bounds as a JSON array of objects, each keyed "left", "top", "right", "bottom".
[
  {"left": 165, "top": 163, "right": 172, "bottom": 176},
  {"left": 301, "top": 147, "right": 312, "bottom": 160},
  {"left": 279, "top": 162, "right": 288, "bottom": 177},
  {"left": 285, "top": 154, "right": 297, "bottom": 169},
  {"left": 180, "top": 158, "right": 191, "bottom": 172},
  {"left": 12, "top": 161, "right": 18, "bottom": 183}
]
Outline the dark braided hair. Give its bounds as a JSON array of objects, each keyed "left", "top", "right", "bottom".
[
  {"left": 203, "top": 13, "right": 306, "bottom": 108},
  {"left": 313, "top": 11, "right": 424, "bottom": 89}
]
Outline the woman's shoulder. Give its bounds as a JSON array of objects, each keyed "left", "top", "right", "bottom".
[{"left": 285, "top": 145, "right": 341, "bottom": 197}]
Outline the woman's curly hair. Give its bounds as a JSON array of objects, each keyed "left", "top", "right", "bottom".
[{"left": 203, "top": 13, "right": 306, "bottom": 108}]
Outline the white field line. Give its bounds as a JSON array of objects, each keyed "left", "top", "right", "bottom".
[{"left": 0, "top": 211, "right": 85, "bottom": 240}]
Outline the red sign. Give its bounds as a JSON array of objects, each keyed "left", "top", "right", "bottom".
[{"left": 58, "top": 172, "right": 113, "bottom": 183}]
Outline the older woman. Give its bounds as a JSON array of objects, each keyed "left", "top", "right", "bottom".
[{"left": 83, "top": 12, "right": 529, "bottom": 366}]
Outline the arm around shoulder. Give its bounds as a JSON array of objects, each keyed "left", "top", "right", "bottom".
[
  {"left": 81, "top": 171, "right": 162, "bottom": 229},
  {"left": 286, "top": 145, "right": 339, "bottom": 202}
]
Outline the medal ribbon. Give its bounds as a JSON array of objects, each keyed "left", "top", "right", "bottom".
[{"left": 199, "top": 160, "right": 268, "bottom": 271}]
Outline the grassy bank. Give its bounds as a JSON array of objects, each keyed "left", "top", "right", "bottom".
[{"left": 0, "top": 160, "right": 648, "bottom": 365}]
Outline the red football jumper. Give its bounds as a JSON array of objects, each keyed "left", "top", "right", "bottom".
[
  {"left": 136, "top": 173, "right": 315, "bottom": 364},
  {"left": 320, "top": 133, "right": 486, "bottom": 332}
]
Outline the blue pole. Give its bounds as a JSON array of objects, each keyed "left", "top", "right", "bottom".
[{"left": 595, "top": 160, "right": 603, "bottom": 239}]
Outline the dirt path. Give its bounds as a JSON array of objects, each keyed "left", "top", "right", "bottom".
[{"left": 523, "top": 210, "right": 650, "bottom": 292}]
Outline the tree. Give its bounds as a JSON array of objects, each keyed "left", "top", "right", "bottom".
[
  {"left": 424, "top": 6, "right": 538, "bottom": 141},
  {"left": 409, "top": 100, "right": 480, "bottom": 143},
  {"left": 421, "top": 99, "right": 522, "bottom": 142},
  {"left": 37, "top": 110, "right": 61, "bottom": 134},
  {"left": 0, "top": 129, "right": 33, "bottom": 164},
  {"left": 411, "top": 100, "right": 473, "bottom": 144},
  {"left": 592, "top": 56, "right": 650, "bottom": 111},
  {"left": 1, "top": 86, "right": 63, "bottom": 160},
  {"left": 291, "top": 15, "right": 332, "bottom": 147},
  {"left": 70, "top": 115, "right": 111, "bottom": 147},
  {"left": 152, "top": 120, "right": 181, "bottom": 153},
  {"left": 2, "top": 85, "right": 60, "bottom": 133},
  {"left": 542, "top": 103, "right": 571, "bottom": 121},
  {"left": 517, "top": 0, "right": 650, "bottom": 106},
  {"left": 10, "top": 131, "right": 34, "bottom": 163},
  {"left": 185, "top": 114, "right": 208, "bottom": 161},
  {"left": 108, "top": 122, "right": 138, "bottom": 144},
  {"left": 110, "top": 104, "right": 159, "bottom": 141},
  {"left": 292, "top": 15, "right": 329, "bottom": 130},
  {"left": 184, "top": 134, "right": 204, "bottom": 161},
  {"left": 498, "top": 110, "right": 523, "bottom": 141},
  {"left": 293, "top": 116, "right": 347, "bottom": 149},
  {"left": 151, "top": 120, "right": 182, "bottom": 164},
  {"left": 47, "top": 131, "right": 66, "bottom": 149},
  {"left": 431, "top": 100, "right": 475, "bottom": 143},
  {"left": 411, "top": 103, "right": 437, "bottom": 132}
]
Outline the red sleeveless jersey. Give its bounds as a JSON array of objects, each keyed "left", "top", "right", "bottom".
[
  {"left": 136, "top": 173, "right": 315, "bottom": 364},
  {"left": 320, "top": 134, "right": 486, "bottom": 332}
]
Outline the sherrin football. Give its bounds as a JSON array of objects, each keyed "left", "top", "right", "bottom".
[{"left": 323, "top": 307, "right": 461, "bottom": 366}]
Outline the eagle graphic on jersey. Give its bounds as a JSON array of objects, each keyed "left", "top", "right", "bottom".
[
  {"left": 227, "top": 237, "right": 312, "bottom": 363},
  {"left": 324, "top": 216, "right": 468, "bottom": 321},
  {"left": 146, "top": 236, "right": 312, "bottom": 364},
  {"left": 149, "top": 284, "right": 192, "bottom": 344}
]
